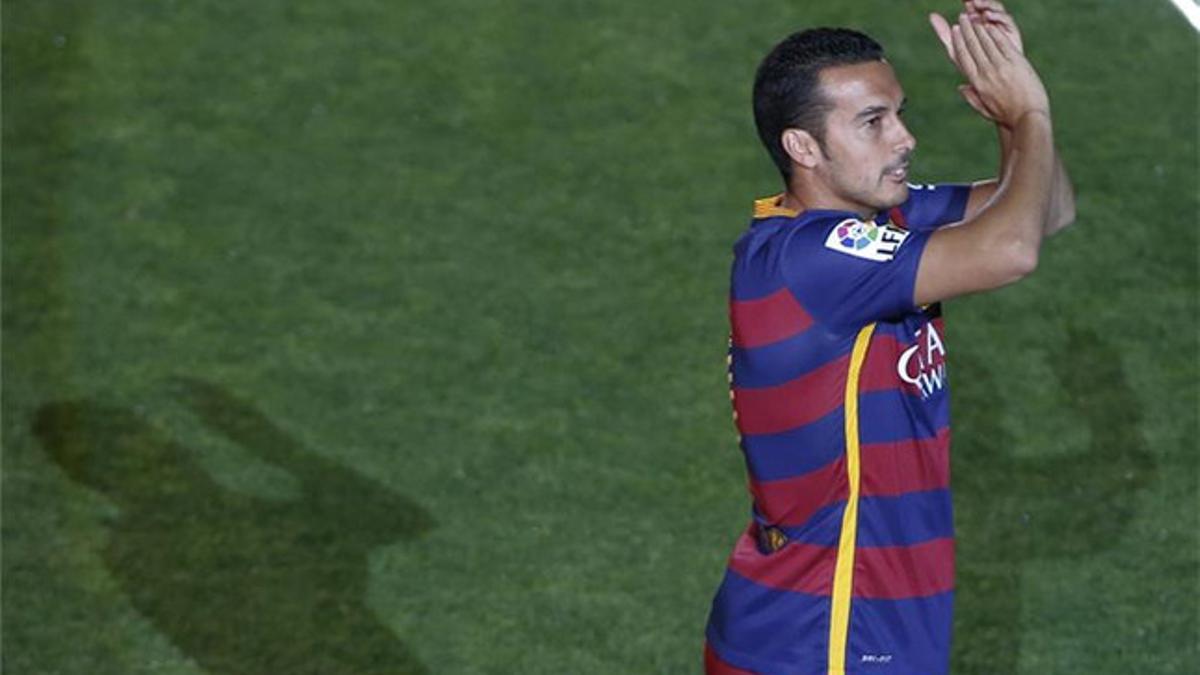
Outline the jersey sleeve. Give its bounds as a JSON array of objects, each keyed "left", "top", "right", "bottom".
[
  {"left": 893, "top": 183, "right": 971, "bottom": 232},
  {"left": 782, "top": 217, "right": 932, "bottom": 330}
]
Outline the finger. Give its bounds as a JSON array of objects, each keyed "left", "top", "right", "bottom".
[
  {"left": 987, "top": 19, "right": 1020, "bottom": 53},
  {"left": 929, "top": 13, "right": 955, "bottom": 60},
  {"left": 950, "top": 24, "right": 979, "bottom": 80},
  {"left": 974, "top": 18, "right": 1003, "bottom": 60},
  {"left": 966, "top": 0, "right": 1009, "bottom": 21},
  {"left": 982, "top": 9, "right": 1016, "bottom": 31},
  {"left": 958, "top": 12, "right": 993, "bottom": 70},
  {"left": 972, "top": 0, "right": 1009, "bottom": 13},
  {"left": 979, "top": 8, "right": 1024, "bottom": 53},
  {"left": 977, "top": 21, "right": 1012, "bottom": 61}
]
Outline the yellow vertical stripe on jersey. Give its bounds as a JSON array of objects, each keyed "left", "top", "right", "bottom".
[{"left": 827, "top": 323, "right": 876, "bottom": 674}]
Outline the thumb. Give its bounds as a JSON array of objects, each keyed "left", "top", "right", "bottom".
[
  {"left": 929, "top": 13, "right": 955, "bottom": 61},
  {"left": 958, "top": 84, "right": 996, "bottom": 121}
]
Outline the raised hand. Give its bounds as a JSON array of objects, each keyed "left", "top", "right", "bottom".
[
  {"left": 931, "top": 0, "right": 1023, "bottom": 61},
  {"left": 931, "top": 12, "right": 1047, "bottom": 127}
]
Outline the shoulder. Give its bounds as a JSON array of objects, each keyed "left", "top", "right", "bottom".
[
  {"left": 736, "top": 210, "right": 918, "bottom": 271},
  {"left": 820, "top": 216, "right": 914, "bottom": 264},
  {"left": 732, "top": 211, "right": 843, "bottom": 269},
  {"left": 887, "top": 182, "right": 972, "bottom": 231}
]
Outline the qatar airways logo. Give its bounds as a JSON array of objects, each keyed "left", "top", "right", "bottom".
[{"left": 897, "top": 322, "right": 947, "bottom": 398}]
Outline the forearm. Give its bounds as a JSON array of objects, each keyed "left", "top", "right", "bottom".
[
  {"left": 997, "top": 122, "right": 1013, "bottom": 180},
  {"left": 912, "top": 112, "right": 1059, "bottom": 304},
  {"left": 1005, "top": 118, "right": 1074, "bottom": 235},
  {"left": 976, "top": 111, "right": 1056, "bottom": 274},
  {"left": 1044, "top": 148, "right": 1075, "bottom": 235}
]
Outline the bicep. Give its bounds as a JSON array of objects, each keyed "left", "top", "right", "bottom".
[{"left": 913, "top": 218, "right": 1030, "bottom": 305}]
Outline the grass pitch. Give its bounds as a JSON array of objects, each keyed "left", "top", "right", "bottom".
[{"left": 4, "top": 0, "right": 1197, "bottom": 673}]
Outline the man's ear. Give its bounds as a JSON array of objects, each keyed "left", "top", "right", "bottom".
[{"left": 781, "top": 128, "right": 822, "bottom": 169}]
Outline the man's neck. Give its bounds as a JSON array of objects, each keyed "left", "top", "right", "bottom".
[{"left": 780, "top": 184, "right": 876, "bottom": 220}]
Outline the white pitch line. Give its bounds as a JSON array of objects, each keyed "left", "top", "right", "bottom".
[{"left": 1167, "top": 0, "right": 1200, "bottom": 32}]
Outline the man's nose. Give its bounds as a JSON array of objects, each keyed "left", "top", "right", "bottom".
[{"left": 896, "top": 119, "right": 917, "bottom": 154}]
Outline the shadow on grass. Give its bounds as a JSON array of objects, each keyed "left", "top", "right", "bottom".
[
  {"left": 951, "top": 326, "right": 1156, "bottom": 673},
  {"left": 33, "top": 377, "right": 433, "bottom": 675}
]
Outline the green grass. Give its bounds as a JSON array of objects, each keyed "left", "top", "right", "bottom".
[{"left": 4, "top": 0, "right": 1196, "bottom": 673}]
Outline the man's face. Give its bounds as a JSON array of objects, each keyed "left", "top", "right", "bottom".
[{"left": 811, "top": 60, "right": 916, "bottom": 216}]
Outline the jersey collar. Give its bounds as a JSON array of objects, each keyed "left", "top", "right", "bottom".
[{"left": 752, "top": 194, "right": 870, "bottom": 225}]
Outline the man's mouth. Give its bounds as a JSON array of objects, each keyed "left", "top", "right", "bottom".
[{"left": 884, "top": 163, "right": 909, "bottom": 182}]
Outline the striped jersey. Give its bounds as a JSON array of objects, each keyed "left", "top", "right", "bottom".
[{"left": 706, "top": 184, "right": 970, "bottom": 675}]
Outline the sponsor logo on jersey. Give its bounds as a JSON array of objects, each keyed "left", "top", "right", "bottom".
[
  {"left": 898, "top": 321, "right": 947, "bottom": 398},
  {"left": 824, "top": 218, "right": 910, "bottom": 262}
]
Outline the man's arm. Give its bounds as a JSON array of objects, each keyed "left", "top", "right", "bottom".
[
  {"left": 946, "top": 0, "right": 1075, "bottom": 235},
  {"left": 914, "top": 12, "right": 1056, "bottom": 305},
  {"left": 964, "top": 114, "right": 1074, "bottom": 237}
]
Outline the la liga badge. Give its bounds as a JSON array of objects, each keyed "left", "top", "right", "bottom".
[{"left": 824, "top": 218, "right": 910, "bottom": 262}]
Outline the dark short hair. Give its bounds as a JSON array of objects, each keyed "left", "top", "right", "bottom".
[{"left": 753, "top": 28, "right": 885, "bottom": 180}]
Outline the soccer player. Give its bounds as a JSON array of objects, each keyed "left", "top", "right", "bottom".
[{"left": 704, "top": 2, "right": 1075, "bottom": 673}]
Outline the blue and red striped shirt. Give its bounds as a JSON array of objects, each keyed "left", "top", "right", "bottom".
[{"left": 706, "top": 184, "right": 970, "bottom": 675}]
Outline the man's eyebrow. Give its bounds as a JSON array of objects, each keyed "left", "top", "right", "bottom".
[
  {"left": 855, "top": 98, "right": 908, "bottom": 119},
  {"left": 854, "top": 105, "right": 890, "bottom": 120}
]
